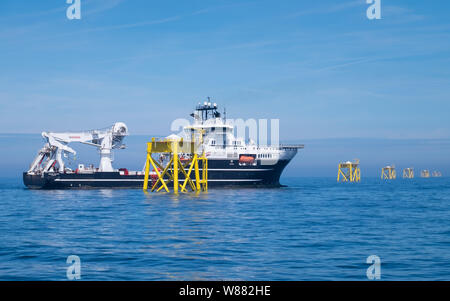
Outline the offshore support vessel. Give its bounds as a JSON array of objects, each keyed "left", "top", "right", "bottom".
[{"left": 23, "top": 102, "right": 303, "bottom": 189}]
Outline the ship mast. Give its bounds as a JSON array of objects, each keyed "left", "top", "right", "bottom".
[{"left": 194, "top": 98, "right": 221, "bottom": 124}]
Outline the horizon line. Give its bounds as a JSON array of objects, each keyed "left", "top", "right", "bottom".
[{"left": 0, "top": 133, "right": 449, "bottom": 141}]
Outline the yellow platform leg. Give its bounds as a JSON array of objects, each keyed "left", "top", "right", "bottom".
[{"left": 173, "top": 142, "right": 178, "bottom": 194}]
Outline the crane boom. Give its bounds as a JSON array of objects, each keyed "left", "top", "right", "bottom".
[{"left": 27, "top": 122, "right": 128, "bottom": 174}]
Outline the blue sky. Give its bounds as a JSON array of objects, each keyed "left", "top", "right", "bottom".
[{"left": 0, "top": 0, "right": 450, "bottom": 140}]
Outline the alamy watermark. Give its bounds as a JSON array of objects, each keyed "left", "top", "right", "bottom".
[
  {"left": 169, "top": 117, "right": 282, "bottom": 166},
  {"left": 66, "top": 0, "right": 81, "bottom": 20},
  {"left": 170, "top": 118, "right": 280, "bottom": 147},
  {"left": 66, "top": 255, "right": 81, "bottom": 280},
  {"left": 366, "top": 0, "right": 381, "bottom": 20},
  {"left": 170, "top": 117, "right": 281, "bottom": 155},
  {"left": 366, "top": 255, "right": 381, "bottom": 280}
]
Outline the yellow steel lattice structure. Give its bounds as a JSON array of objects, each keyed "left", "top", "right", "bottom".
[
  {"left": 421, "top": 170, "right": 430, "bottom": 178},
  {"left": 337, "top": 159, "right": 361, "bottom": 182},
  {"left": 403, "top": 168, "right": 414, "bottom": 179},
  {"left": 381, "top": 165, "right": 396, "bottom": 180},
  {"left": 432, "top": 171, "right": 442, "bottom": 177},
  {"left": 143, "top": 137, "right": 208, "bottom": 193}
]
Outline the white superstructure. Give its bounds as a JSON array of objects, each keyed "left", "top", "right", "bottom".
[{"left": 181, "top": 102, "right": 299, "bottom": 165}]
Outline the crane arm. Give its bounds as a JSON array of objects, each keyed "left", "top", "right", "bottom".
[
  {"left": 27, "top": 122, "right": 128, "bottom": 174},
  {"left": 42, "top": 133, "right": 78, "bottom": 155}
]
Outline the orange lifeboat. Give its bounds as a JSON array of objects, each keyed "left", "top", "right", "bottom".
[
  {"left": 180, "top": 155, "right": 190, "bottom": 163},
  {"left": 239, "top": 155, "right": 255, "bottom": 164}
]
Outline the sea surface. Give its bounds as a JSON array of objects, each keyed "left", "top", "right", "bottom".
[{"left": 0, "top": 177, "right": 449, "bottom": 281}]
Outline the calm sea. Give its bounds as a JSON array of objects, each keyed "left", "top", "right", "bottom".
[{"left": 0, "top": 177, "right": 449, "bottom": 280}]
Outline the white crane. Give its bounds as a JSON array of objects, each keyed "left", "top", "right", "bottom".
[{"left": 27, "top": 122, "right": 128, "bottom": 174}]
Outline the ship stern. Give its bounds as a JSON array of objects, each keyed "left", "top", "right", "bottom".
[{"left": 23, "top": 172, "right": 47, "bottom": 189}]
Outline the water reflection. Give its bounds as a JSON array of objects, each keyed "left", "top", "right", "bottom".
[
  {"left": 98, "top": 189, "right": 114, "bottom": 198},
  {"left": 30, "top": 189, "right": 71, "bottom": 201}
]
